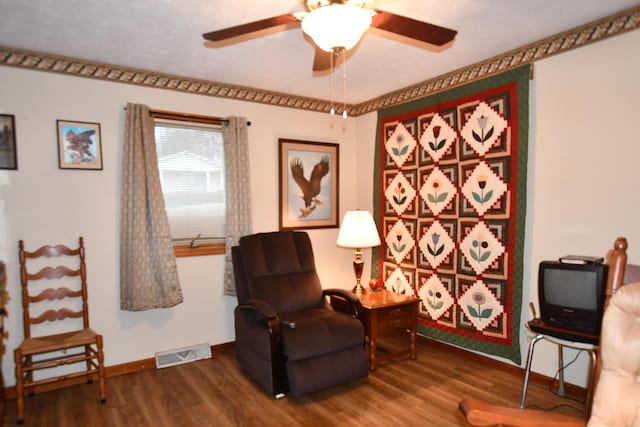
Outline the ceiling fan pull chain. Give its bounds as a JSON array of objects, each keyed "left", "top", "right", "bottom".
[
  {"left": 330, "top": 48, "right": 335, "bottom": 117},
  {"left": 342, "top": 48, "right": 347, "bottom": 120}
]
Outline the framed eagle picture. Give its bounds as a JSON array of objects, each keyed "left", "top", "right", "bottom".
[{"left": 278, "top": 138, "right": 339, "bottom": 230}]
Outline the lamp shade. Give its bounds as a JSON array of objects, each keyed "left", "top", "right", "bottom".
[
  {"left": 301, "top": 4, "right": 372, "bottom": 52},
  {"left": 336, "top": 210, "right": 381, "bottom": 249}
]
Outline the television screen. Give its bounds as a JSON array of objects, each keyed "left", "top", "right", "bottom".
[
  {"left": 543, "top": 268, "right": 597, "bottom": 310},
  {"left": 538, "top": 260, "right": 608, "bottom": 338}
]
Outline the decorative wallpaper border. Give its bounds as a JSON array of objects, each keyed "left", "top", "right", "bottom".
[
  {"left": 1, "top": 5, "right": 638, "bottom": 117},
  {"left": 353, "top": 5, "right": 640, "bottom": 116},
  {"left": 0, "top": 48, "right": 335, "bottom": 114}
]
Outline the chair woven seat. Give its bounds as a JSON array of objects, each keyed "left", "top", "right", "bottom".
[{"left": 19, "top": 328, "right": 100, "bottom": 355}]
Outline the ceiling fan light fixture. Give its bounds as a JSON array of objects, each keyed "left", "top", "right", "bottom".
[{"left": 301, "top": 4, "right": 372, "bottom": 52}]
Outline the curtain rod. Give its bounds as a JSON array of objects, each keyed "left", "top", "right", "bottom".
[
  {"left": 151, "top": 109, "right": 251, "bottom": 126},
  {"left": 124, "top": 107, "right": 251, "bottom": 126}
]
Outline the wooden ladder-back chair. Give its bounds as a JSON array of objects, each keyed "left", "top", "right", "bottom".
[
  {"left": 15, "top": 237, "right": 106, "bottom": 424},
  {"left": 459, "top": 236, "right": 640, "bottom": 426}
]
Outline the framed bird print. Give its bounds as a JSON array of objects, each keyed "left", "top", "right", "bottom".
[
  {"left": 278, "top": 138, "right": 339, "bottom": 230},
  {"left": 57, "top": 119, "right": 103, "bottom": 170}
]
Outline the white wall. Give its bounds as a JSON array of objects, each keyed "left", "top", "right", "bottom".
[
  {"left": 0, "top": 67, "right": 360, "bottom": 386},
  {"left": 353, "top": 111, "right": 379, "bottom": 280},
  {"left": 522, "top": 28, "right": 640, "bottom": 386},
  {"left": 1, "top": 26, "right": 638, "bottom": 390}
]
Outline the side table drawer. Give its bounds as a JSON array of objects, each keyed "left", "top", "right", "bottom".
[
  {"left": 378, "top": 316, "right": 412, "bottom": 336},
  {"left": 376, "top": 304, "right": 414, "bottom": 336},
  {"left": 377, "top": 304, "right": 414, "bottom": 320}
]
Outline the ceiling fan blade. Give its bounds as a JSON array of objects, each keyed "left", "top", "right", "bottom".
[
  {"left": 312, "top": 47, "right": 332, "bottom": 72},
  {"left": 371, "top": 11, "right": 457, "bottom": 46},
  {"left": 203, "top": 14, "right": 299, "bottom": 42}
]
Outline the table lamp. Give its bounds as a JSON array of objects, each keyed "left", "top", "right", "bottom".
[{"left": 336, "top": 210, "right": 381, "bottom": 296}]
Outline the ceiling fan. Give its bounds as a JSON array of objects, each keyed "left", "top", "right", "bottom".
[{"left": 202, "top": 0, "right": 457, "bottom": 72}]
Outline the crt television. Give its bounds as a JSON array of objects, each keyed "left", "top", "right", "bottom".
[{"left": 538, "top": 257, "right": 609, "bottom": 338}]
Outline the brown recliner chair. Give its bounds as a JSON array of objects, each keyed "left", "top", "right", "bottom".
[{"left": 231, "top": 231, "right": 368, "bottom": 398}]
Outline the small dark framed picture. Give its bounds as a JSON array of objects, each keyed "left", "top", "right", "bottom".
[
  {"left": 57, "top": 120, "right": 103, "bottom": 170},
  {"left": 278, "top": 138, "right": 339, "bottom": 230},
  {"left": 0, "top": 114, "right": 17, "bottom": 170}
]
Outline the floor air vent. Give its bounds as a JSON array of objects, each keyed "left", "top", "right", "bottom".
[{"left": 155, "top": 343, "right": 212, "bottom": 369}]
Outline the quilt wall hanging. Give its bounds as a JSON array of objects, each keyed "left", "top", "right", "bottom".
[{"left": 372, "top": 65, "right": 530, "bottom": 364}]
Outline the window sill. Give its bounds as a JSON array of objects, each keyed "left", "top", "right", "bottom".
[{"left": 174, "top": 242, "right": 225, "bottom": 258}]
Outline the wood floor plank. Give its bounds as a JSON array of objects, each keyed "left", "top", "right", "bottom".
[{"left": 3, "top": 338, "right": 587, "bottom": 426}]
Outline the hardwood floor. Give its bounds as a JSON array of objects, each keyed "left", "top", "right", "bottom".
[{"left": 3, "top": 338, "right": 587, "bottom": 426}]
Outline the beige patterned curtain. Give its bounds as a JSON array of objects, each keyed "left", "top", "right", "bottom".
[
  {"left": 120, "top": 103, "right": 183, "bottom": 311},
  {"left": 223, "top": 117, "right": 252, "bottom": 296}
]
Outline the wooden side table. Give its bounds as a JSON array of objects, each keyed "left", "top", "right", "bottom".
[{"left": 333, "top": 288, "right": 420, "bottom": 371}]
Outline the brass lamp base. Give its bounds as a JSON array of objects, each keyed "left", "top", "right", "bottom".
[
  {"left": 351, "top": 248, "right": 366, "bottom": 296},
  {"left": 352, "top": 281, "right": 366, "bottom": 296}
]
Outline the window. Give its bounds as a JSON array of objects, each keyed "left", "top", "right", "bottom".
[{"left": 153, "top": 111, "right": 225, "bottom": 257}]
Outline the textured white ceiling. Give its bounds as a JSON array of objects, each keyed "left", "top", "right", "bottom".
[{"left": 0, "top": 0, "right": 638, "bottom": 103}]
